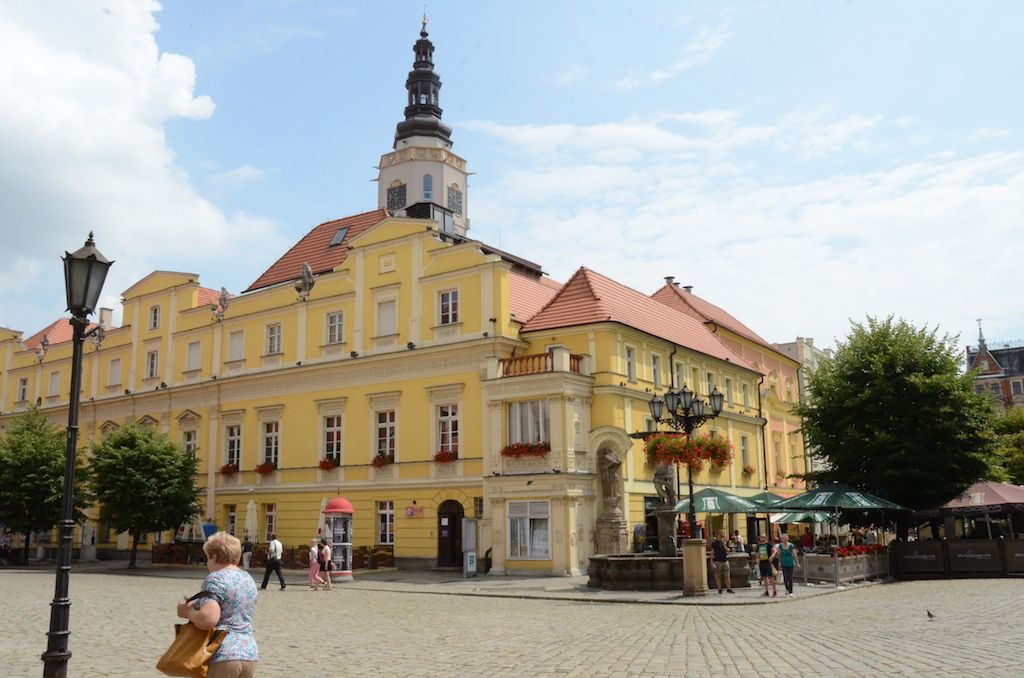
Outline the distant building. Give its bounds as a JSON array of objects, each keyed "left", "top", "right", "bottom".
[
  {"left": 966, "top": 322, "right": 1024, "bottom": 410},
  {"left": 775, "top": 337, "right": 833, "bottom": 473}
]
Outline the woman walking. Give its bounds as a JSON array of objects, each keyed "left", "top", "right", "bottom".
[
  {"left": 308, "top": 538, "right": 324, "bottom": 590},
  {"left": 175, "top": 531, "right": 258, "bottom": 677},
  {"left": 777, "top": 533, "right": 800, "bottom": 597},
  {"left": 319, "top": 539, "right": 333, "bottom": 591}
]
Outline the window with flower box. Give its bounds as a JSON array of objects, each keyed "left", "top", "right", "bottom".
[
  {"left": 225, "top": 425, "right": 241, "bottom": 467},
  {"left": 377, "top": 500, "right": 394, "bottom": 544},
  {"left": 376, "top": 409, "right": 396, "bottom": 460},
  {"left": 740, "top": 435, "right": 750, "bottom": 468},
  {"left": 437, "top": 404, "right": 459, "bottom": 455},
  {"left": 324, "top": 415, "right": 343, "bottom": 463},
  {"left": 508, "top": 500, "right": 550, "bottom": 559},
  {"left": 262, "top": 421, "right": 280, "bottom": 467},
  {"left": 507, "top": 400, "right": 549, "bottom": 445}
]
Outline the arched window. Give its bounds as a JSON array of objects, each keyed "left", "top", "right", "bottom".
[
  {"left": 423, "top": 174, "right": 433, "bottom": 201},
  {"left": 149, "top": 305, "right": 160, "bottom": 330}
]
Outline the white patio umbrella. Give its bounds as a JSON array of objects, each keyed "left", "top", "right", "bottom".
[
  {"left": 243, "top": 500, "right": 258, "bottom": 541},
  {"left": 316, "top": 497, "right": 328, "bottom": 539}
]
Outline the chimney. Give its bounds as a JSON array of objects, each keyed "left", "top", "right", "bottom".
[
  {"left": 98, "top": 308, "right": 113, "bottom": 329},
  {"left": 682, "top": 285, "right": 693, "bottom": 293},
  {"left": 664, "top": 276, "right": 675, "bottom": 287}
]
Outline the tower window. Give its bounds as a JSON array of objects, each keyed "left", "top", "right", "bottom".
[{"left": 423, "top": 174, "right": 433, "bottom": 201}]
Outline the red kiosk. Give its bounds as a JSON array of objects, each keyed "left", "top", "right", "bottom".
[{"left": 323, "top": 497, "right": 354, "bottom": 582}]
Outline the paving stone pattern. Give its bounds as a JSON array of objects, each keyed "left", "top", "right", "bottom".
[{"left": 0, "top": 571, "right": 1019, "bottom": 677}]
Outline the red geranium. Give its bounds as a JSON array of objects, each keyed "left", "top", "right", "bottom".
[
  {"left": 371, "top": 453, "right": 394, "bottom": 468},
  {"left": 644, "top": 432, "right": 733, "bottom": 471},
  {"left": 254, "top": 461, "right": 276, "bottom": 475},
  {"left": 218, "top": 463, "right": 239, "bottom": 476},
  {"left": 318, "top": 457, "right": 341, "bottom": 471},
  {"left": 433, "top": 450, "right": 458, "bottom": 463},
  {"left": 500, "top": 442, "right": 550, "bottom": 458}
]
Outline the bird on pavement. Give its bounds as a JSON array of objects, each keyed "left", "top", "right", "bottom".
[{"left": 927, "top": 610, "right": 935, "bottom": 619}]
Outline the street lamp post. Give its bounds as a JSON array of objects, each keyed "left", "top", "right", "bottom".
[
  {"left": 41, "top": 233, "right": 112, "bottom": 678},
  {"left": 647, "top": 385, "right": 724, "bottom": 538}
]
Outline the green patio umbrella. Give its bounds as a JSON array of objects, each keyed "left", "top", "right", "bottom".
[
  {"left": 771, "top": 483, "right": 909, "bottom": 512},
  {"left": 673, "top": 487, "right": 761, "bottom": 514},
  {"left": 748, "top": 490, "right": 786, "bottom": 507},
  {"left": 770, "top": 511, "right": 831, "bottom": 524}
]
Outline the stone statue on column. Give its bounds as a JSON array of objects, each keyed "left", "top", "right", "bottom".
[{"left": 595, "top": 448, "right": 628, "bottom": 554}]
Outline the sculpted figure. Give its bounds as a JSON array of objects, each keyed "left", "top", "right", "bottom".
[
  {"left": 653, "top": 463, "right": 676, "bottom": 507},
  {"left": 599, "top": 449, "right": 622, "bottom": 506}
]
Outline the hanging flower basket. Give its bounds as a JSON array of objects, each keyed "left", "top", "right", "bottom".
[
  {"left": 433, "top": 450, "right": 458, "bottom": 463},
  {"left": 371, "top": 453, "right": 395, "bottom": 468},
  {"left": 318, "top": 457, "right": 341, "bottom": 471},
  {"left": 742, "top": 464, "right": 756, "bottom": 476},
  {"left": 218, "top": 463, "right": 239, "bottom": 476},
  {"left": 255, "top": 461, "right": 277, "bottom": 476},
  {"left": 644, "top": 432, "right": 733, "bottom": 471},
  {"left": 499, "top": 442, "right": 550, "bottom": 458}
]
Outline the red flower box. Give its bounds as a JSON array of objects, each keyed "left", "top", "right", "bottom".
[
  {"left": 218, "top": 463, "right": 239, "bottom": 476},
  {"left": 499, "top": 442, "right": 550, "bottom": 458},
  {"left": 644, "top": 432, "right": 733, "bottom": 471},
  {"left": 318, "top": 457, "right": 341, "bottom": 471},
  {"left": 433, "top": 450, "right": 458, "bottom": 463},
  {"left": 254, "top": 462, "right": 277, "bottom": 475},
  {"left": 371, "top": 453, "right": 394, "bottom": 468}
]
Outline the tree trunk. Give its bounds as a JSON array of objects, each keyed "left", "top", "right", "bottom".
[
  {"left": 22, "top": 531, "right": 32, "bottom": 565},
  {"left": 128, "top": 532, "right": 141, "bottom": 569}
]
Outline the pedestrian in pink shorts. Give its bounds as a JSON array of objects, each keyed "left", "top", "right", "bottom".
[{"left": 308, "top": 539, "right": 324, "bottom": 590}]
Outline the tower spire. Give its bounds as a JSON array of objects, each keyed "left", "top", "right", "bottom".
[
  {"left": 977, "top": 318, "right": 987, "bottom": 349},
  {"left": 394, "top": 19, "right": 451, "bottom": 148}
]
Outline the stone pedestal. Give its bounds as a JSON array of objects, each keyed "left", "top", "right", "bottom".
[
  {"left": 596, "top": 511, "right": 628, "bottom": 555},
  {"left": 655, "top": 509, "right": 678, "bottom": 557},
  {"left": 681, "top": 538, "right": 709, "bottom": 597}
]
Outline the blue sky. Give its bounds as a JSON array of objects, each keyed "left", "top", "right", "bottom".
[{"left": 2, "top": 1, "right": 1022, "bottom": 353}]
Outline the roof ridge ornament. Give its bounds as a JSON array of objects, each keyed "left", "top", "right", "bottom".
[{"left": 421, "top": 10, "right": 429, "bottom": 37}]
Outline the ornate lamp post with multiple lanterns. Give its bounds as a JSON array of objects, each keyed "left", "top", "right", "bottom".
[{"left": 41, "top": 233, "right": 112, "bottom": 678}]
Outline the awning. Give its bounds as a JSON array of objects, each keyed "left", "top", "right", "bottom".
[{"left": 674, "top": 488, "right": 761, "bottom": 514}]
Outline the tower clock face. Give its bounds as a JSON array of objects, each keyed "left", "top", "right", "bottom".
[
  {"left": 447, "top": 186, "right": 463, "bottom": 215},
  {"left": 387, "top": 184, "right": 407, "bottom": 211}
]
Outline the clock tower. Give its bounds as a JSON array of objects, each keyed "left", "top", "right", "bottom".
[{"left": 377, "top": 18, "right": 470, "bottom": 236}]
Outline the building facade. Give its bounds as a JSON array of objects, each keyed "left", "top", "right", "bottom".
[
  {"left": 967, "top": 323, "right": 1024, "bottom": 410},
  {"left": 0, "top": 25, "right": 803, "bottom": 572}
]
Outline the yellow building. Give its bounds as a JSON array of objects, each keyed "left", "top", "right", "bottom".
[{"left": 0, "top": 25, "right": 801, "bottom": 573}]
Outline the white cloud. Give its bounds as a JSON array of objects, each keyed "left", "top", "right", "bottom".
[
  {"left": 615, "top": 23, "right": 731, "bottom": 90},
  {"left": 969, "top": 127, "right": 1011, "bottom": 142},
  {"left": 469, "top": 113, "right": 1024, "bottom": 350},
  {"left": 209, "top": 165, "right": 269, "bottom": 186},
  {"left": 0, "top": 1, "right": 287, "bottom": 333},
  {"left": 551, "top": 65, "right": 587, "bottom": 87}
]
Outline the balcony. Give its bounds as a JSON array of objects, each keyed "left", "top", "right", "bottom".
[{"left": 498, "top": 351, "right": 583, "bottom": 377}]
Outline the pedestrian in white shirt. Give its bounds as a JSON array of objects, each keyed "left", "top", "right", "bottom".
[{"left": 260, "top": 533, "right": 287, "bottom": 590}]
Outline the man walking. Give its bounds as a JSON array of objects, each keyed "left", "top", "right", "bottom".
[
  {"left": 752, "top": 533, "right": 777, "bottom": 597},
  {"left": 261, "top": 533, "right": 286, "bottom": 590},
  {"left": 241, "top": 536, "right": 253, "bottom": 570},
  {"left": 711, "top": 530, "right": 734, "bottom": 594}
]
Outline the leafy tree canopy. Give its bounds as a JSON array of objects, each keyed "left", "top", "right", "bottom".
[
  {"left": 993, "top": 407, "right": 1024, "bottom": 484},
  {"left": 89, "top": 423, "right": 200, "bottom": 567},
  {"left": 797, "top": 316, "right": 998, "bottom": 511}
]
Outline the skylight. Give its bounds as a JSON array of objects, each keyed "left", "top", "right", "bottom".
[{"left": 329, "top": 227, "right": 349, "bottom": 247}]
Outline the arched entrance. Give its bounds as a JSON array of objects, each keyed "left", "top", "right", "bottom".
[{"left": 436, "top": 499, "right": 464, "bottom": 567}]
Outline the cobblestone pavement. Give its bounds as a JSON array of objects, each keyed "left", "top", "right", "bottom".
[{"left": 1, "top": 570, "right": 1020, "bottom": 677}]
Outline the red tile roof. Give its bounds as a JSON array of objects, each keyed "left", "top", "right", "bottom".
[
  {"left": 22, "top": 319, "right": 97, "bottom": 350},
  {"left": 651, "top": 284, "right": 784, "bottom": 357},
  {"left": 508, "top": 271, "right": 562, "bottom": 323},
  {"left": 246, "top": 208, "right": 388, "bottom": 292},
  {"left": 522, "top": 267, "right": 757, "bottom": 370}
]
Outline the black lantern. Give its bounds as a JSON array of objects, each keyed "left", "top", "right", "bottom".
[
  {"left": 709, "top": 387, "right": 724, "bottom": 415},
  {"left": 648, "top": 395, "right": 664, "bottom": 421},
  {"left": 63, "top": 232, "right": 112, "bottom": 318},
  {"left": 664, "top": 389, "right": 680, "bottom": 414}
]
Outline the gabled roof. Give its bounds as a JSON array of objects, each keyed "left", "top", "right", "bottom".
[
  {"left": 652, "top": 283, "right": 784, "bottom": 358},
  {"left": 246, "top": 208, "right": 388, "bottom": 292},
  {"left": 22, "top": 319, "right": 98, "bottom": 350},
  {"left": 522, "top": 267, "right": 757, "bottom": 371},
  {"left": 508, "top": 271, "right": 562, "bottom": 323}
]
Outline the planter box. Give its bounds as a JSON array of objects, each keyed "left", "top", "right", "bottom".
[
  {"left": 501, "top": 454, "right": 549, "bottom": 475},
  {"left": 803, "top": 552, "right": 889, "bottom": 584}
]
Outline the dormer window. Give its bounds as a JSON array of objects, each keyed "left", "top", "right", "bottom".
[
  {"left": 149, "top": 305, "right": 160, "bottom": 330},
  {"left": 329, "top": 227, "right": 349, "bottom": 247},
  {"left": 423, "top": 174, "right": 433, "bottom": 201}
]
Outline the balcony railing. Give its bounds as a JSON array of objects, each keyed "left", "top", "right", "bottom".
[{"left": 499, "top": 352, "right": 582, "bottom": 377}]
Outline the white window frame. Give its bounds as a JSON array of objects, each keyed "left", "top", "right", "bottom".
[
  {"left": 673, "top": 362, "right": 683, "bottom": 389},
  {"left": 376, "top": 298, "right": 397, "bottom": 337},
  {"left": 48, "top": 371, "right": 60, "bottom": 397},
  {"left": 438, "top": 289, "right": 459, "bottom": 325},
  {"left": 225, "top": 425, "right": 241, "bottom": 467},
  {"left": 107, "top": 358, "right": 121, "bottom": 386},
  {"left": 1013, "top": 381, "right": 1023, "bottom": 396},
  {"left": 228, "top": 330, "right": 245, "bottom": 362},
  {"left": 375, "top": 409, "right": 397, "bottom": 460},
  {"left": 145, "top": 350, "right": 159, "bottom": 379},
  {"left": 507, "top": 500, "right": 551, "bottom": 560},
  {"left": 262, "top": 421, "right": 280, "bottom": 466},
  {"left": 264, "top": 504, "right": 276, "bottom": 543},
  {"left": 437, "top": 404, "right": 459, "bottom": 455},
  {"left": 186, "top": 341, "right": 201, "bottom": 372},
  {"left": 422, "top": 174, "right": 433, "bottom": 201},
  {"left": 740, "top": 435, "right": 750, "bottom": 468},
  {"left": 377, "top": 500, "right": 394, "bottom": 545},
  {"left": 324, "top": 414, "right": 343, "bottom": 462},
  {"left": 149, "top": 305, "right": 160, "bottom": 330},
  {"left": 265, "top": 323, "right": 282, "bottom": 355},
  {"left": 326, "top": 311, "right": 344, "bottom": 345},
  {"left": 507, "top": 400, "right": 550, "bottom": 445},
  {"left": 183, "top": 429, "right": 198, "bottom": 457},
  {"left": 625, "top": 346, "right": 637, "bottom": 382},
  {"left": 742, "top": 383, "right": 750, "bottom": 408},
  {"left": 725, "top": 378, "right": 733, "bottom": 404},
  {"left": 651, "top": 355, "right": 662, "bottom": 389},
  {"left": 225, "top": 504, "right": 236, "bottom": 536},
  {"left": 17, "top": 377, "right": 28, "bottom": 401}
]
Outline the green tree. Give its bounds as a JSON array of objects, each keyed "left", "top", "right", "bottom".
[
  {"left": 0, "top": 406, "right": 89, "bottom": 564},
  {"left": 89, "top": 423, "right": 200, "bottom": 568},
  {"left": 797, "top": 317, "right": 998, "bottom": 526},
  {"left": 994, "top": 408, "right": 1024, "bottom": 484}
]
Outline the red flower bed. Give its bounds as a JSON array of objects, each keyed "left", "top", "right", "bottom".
[
  {"left": 433, "top": 450, "right": 458, "bottom": 463},
  {"left": 834, "top": 544, "right": 887, "bottom": 557},
  {"left": 500, "top": 441, "right": 551, "bottom": 458},
  {"left": 644, "top": 433, "right": 733, "bottom": 471},
  {"left": 318, "top": 457, "right": 340, "bottom": 471},
  {"left": 371, "top": 453, "right": 394, "bottom": 468},
  {"left": 254, "top": 461, "right": 277, "bottom": 475},
  {"left": 218, "top": 463, "right": 239, "bottom": 476}
]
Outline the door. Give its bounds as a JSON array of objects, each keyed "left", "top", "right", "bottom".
[{"left": 437, "top": 500, "right": 464, "bottom": 567}]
